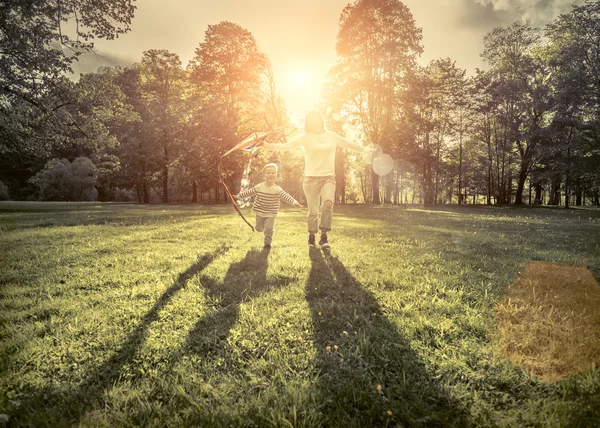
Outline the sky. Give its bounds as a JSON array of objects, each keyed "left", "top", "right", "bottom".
[{"left": 73, "top": 0, "right": 585, "bottom": 118}]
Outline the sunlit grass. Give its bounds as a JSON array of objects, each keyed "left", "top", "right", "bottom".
[
  {"left": 497, "top": 262, "right": 600, "bottom": 382},
  {"left": 1, "top": 202, "right": 599, "bottom": 427}
]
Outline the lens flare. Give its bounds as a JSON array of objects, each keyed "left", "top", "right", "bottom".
[{"left": 372, "top": 153, "right": 394, "bottom": 176}]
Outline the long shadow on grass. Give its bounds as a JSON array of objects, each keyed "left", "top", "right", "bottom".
[
  {"left": 184, "top": 246, "right": 284, "bottom": 357},
  {"left": 306, "top": 247, "right": 470, "bottom": 427},
  {"left": 10, "top": 244, "right": 230, "bottom": 427},
  {"left": 119, "top": 247, "right": 289, "bottom": 426}
]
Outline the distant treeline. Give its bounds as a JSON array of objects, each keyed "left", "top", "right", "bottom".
[{"left": 1, "top": 0, "right": 599, "bottom": 207}]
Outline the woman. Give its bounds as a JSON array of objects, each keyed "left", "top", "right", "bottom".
[{"left": 261, "top": 110, "right": 371, "bottom": 248}]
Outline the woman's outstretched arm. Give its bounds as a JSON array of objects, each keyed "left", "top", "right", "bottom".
[
  {"left": 262, "top": 135, "right": 303, "bottom": 151},
  {"left": 332, "top": 131, "right": 370, "bottom": 152}
]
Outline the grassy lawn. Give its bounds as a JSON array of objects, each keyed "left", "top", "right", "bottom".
[{"left": 1, "top": 201, "right": 599, "bottom": 427}]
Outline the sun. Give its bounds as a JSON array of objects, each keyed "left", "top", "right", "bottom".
[
  {"left": 289, "top": 69, "right": 312, "bottom": 89},
  {"left": 279, "top": 66, "right": 323, "bottom": 116}
]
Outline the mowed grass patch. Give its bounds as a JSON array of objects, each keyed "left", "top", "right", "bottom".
[
  {"left": 1, "top": 201, "right": 599, "bottom": 427},
  {"left": 497, "top": 262, "right": 600, "bottom": 382}
]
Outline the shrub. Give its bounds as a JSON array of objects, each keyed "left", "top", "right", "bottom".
[
  {"left": 0, "top": 181, "right": 10, "bottom": 200},
  {"left": 113, "top": 188, "right": 136, "bottom": 202},
  {"left": 33, "top": 157, "right": 98, "bottom": 201}
]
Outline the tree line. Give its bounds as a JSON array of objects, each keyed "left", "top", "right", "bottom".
[{"left": 1, "top": 0, "right": 599, "bottom": 207}]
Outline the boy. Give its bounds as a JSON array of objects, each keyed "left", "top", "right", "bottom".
[{"left": 235, "top": 163, "right": 301, "bottom": 247}]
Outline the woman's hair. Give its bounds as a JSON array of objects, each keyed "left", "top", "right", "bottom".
[
  {"left": 304, "top": 110, "right": 326, "bottom": 134},
  {"left": 262, "top": 163, "right": 278, "bottom": 173}
]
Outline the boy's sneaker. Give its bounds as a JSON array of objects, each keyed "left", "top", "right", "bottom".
[
  {"left": 319, "top": 234, "right": 330, "bottom": 248},
  {"left": 308, "top": 233, "right": 316, "bottom": 246}
]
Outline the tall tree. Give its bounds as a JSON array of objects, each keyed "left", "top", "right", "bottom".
[
  {"left": 141, "top": 50, "right": 187, "bottom": 203},
  {"left": 188, "top": 21, "right": 268, "bottom": 202},
  {"left": 470, "top": 69, "right": 499, "bottom": 204},
  {"left": 112, "top": 65, "right": 152, "bottom": 203},
  {"left": 482, "top": 21, "right": 550, "bottom": 205},
  {"left": 423, "top": 58, "right": 467, "bottom": 204},
  {"left": 545, "top": 0, "right": 600, "bottom": 206},
  {"left": 332, "top": 0, "right": 422, "bottom": 203},
  {"left": 0, "top": 0, "right": 136, "bottom": 196},
  {"left": 0, "top": 0, "right": 135, "bottom": 107}
]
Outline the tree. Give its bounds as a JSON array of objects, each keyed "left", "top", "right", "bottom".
[
  {"left": 332, "top": 0, "right": 422, "bottom": 203},
  {"left": 0, "top": 0, "right": 135, "bottom": 108},
  {"left": 482, "top": 21, "right": 550, "bottom": 205},
  {"left": 31, "top": 157, "right": 98, "bottom": 201},
  {"left": 112, "top": 65, "right": 152, "bottom": 203},
  {"left": 188, "top": 22, "right": 269, "bottom": 203},
  {"left": 470, "top": 70, "right": 499, "bottom": 204},
  {"left": 0, "top": 0, "right": 136, "bottom": 198},
  {"left": 422, "top": 59, "right": 467, "bottom": 204},
  {"left": 544, "top": 0, "right": 600, "bottom": 206},
  {"left": 141, "top": 50, "right": 187, "bottom": 203}
]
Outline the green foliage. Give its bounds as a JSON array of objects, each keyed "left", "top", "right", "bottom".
[
  {"left": 31, "top": 157, "right": 98, "bottom": 201},
  {"left": 0, "top": 0, "right": 136, "bottom": 151},
  {"left": 112, "top": 188, "right": 137, "bottom": 202},
  {"left": 187, "top": 21, "right": 272, "bottom": 203},
  {"left": 1, "top": 203, "right": 599, "bottom": 427},
  {"left": 0, "top": 0, "right": 135, "bottom": 104},
  {"left": 329, "top": 0, "right": 423, "bottom": 203},
  {"left": 0, "top": 181, "right": 10, "bottom": 201}
]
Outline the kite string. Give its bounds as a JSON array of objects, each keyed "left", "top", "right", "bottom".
[
  {"left": 237, "top": 147, "right": 258, "bottom": 208},
  {"left": 218, "top": 156, "right": 255, "bottom": 232},
  {"left": 218, "top": 127, "right": 286, "bottom": 232}
]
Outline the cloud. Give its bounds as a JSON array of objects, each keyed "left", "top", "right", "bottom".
[
  {"left": 69, "top": 50, "right": 137, "bottom": 78},
  {"left": 457, "top": 0, "right": 585, "bottom": 30},
  {"left": 455, "top": 0, "right": 510, "bottom": 29}
]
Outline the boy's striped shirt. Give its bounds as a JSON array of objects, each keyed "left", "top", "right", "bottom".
[{"left": 238, "top": 182, "right": 298, "bottom": 217}]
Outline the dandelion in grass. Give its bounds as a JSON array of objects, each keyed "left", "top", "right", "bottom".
[
  {"left": 326, "top": 346, "right": 331, "bottom": 352},
  {"left": 376, "top": 384, "right": 382, "bottom": 392},
  {"left": 333, "top": 345, "right": 338, "bottom": 351},
  {"left": 386, "top": 410, "right": 393, "bottom": 416}
]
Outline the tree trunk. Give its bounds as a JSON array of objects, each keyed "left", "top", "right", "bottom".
[
  {"left": 142, "top": 181, "right": 150, "bottom": 204},
  {"left": 434, "top": 143, "right": 440, "bottom": 204},
  {"left": 487, "top": 165, "right": 492, "bottom": 205},
  {"left": 136, "top": 183, "right": 142, "bottom": 203},
  {"left": 548, "top": 176, "right": 561, "bottom": 205},
  {"left": 412, "top": 169, "right": 417, "bottom": 204},
  {"left": 515, "top": 167, "right": 527, "bottom": 205},
  {"left": 162, "top": 145, "right": 169, "bottom": 204},
  {"left": 359, "top": 167, "right": 368, "bottom": 203},
  {"left": 371, "top": 170, "right": 380, "bottom": 204},
  {"left": 458, "top": 139, "right": 463, "bottom": 205},
  {"left": 423, "top": 160, "right": 434, "bottom": 205},
  {"left": 192, "top": 180, "right": 198, "bottom": 203},
  {"left": 534, "top": 183, "right": 542, "bottom": 205},
  {"left": 565, "top": 147, "right": 570, "bottom": 209}
]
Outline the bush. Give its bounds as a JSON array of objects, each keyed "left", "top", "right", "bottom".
[
  {"left": 0, "top": 181, "right": 10, "bottom": 200},
  {"left": 32, "top": 157, "right": 98, "bottom": 201},
  {"left": 113, "top": 188, "right": 136, "bottom": 202}
]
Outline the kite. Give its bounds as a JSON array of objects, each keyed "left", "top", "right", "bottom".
[{"left": 218, "top": 127, "right": 286, "bottom": 231}]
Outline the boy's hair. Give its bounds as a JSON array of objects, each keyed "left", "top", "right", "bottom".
[{"left": 262, "top": 163, "right": 278, "bottom": 174}]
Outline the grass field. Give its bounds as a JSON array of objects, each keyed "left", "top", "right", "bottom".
[{"left": 1, "top": 201, "right": 599, "bottom": 427}]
